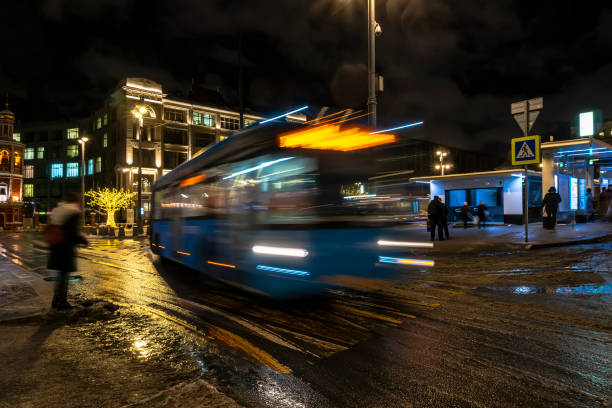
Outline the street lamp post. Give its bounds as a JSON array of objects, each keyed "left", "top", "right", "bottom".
[
  {"left": 435, "top": 151, "right": 451, "bottom": 175},
  {"left": 77, "top": 137, "right": 89, "bottom": 225},
  {"left": 131, "top": 102, "right": 156, "bottom": 235}
]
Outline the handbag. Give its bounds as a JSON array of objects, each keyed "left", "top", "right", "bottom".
[{"left": 43, "top": 224, "right": 65, "bottom": 245}]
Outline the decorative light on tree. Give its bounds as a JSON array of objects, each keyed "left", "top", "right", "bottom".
[{"left": 85, "top": 187, "right": 135, "bottom": 228}]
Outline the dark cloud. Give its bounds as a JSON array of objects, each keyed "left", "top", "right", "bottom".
[{"left": 2, "top": 1, "right": 612, "bottom": 153}]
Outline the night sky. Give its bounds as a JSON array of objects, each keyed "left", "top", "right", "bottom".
[{"left": 2, "top": 1, "right": 612, "bottom": 153}]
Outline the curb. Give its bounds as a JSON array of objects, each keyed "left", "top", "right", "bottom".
[{"left": 517, "top": 232, "right": 612, "bottom": 250}]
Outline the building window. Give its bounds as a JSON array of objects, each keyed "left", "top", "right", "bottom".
[
  {"left": 24, "top": 184, "right": 33, "bottom": 198},
  {"left": 164, "top": 108, "right": 186, "bottom": 122},
  {"left": 103, "top": 132, "right": 108, "bottom": 147},
  {"left": 25, "top": 148, "right": 34, "bottom": 160},
  {"left": 96, "top": 117, "right": 102, "bottom": 129},
  {"left": 244, "top": 119, "right": 257, "bottom": 127},
  {"left": 220, "top": 116, "right": 240, "bottom": 130},
  {"left": 0, "top": 150, "right": 9, "bottom": 165},
  {"left": 87, "top": 159, "right": 94, "bottom": 175},
  {"left": 13, "top": 132, "right": 20, "bottom": 142},
  {"left": 67, "top": 128, "right": 79, "bottom": 139},
  {"left": 103, "top": 114, "right": 108, "bottom": 125},
  {"left": 51, "top": 163, "right": 63, "bottom": 179},
  {"left": 66, "top": 145, "right": 78, "bottom": 158},
  {"left": 24, "top": 165, "right": 34, "bottom": 178},
  {"left": 193, "top": 111, "right": 215, "bottom": 127},
  {"left": 95, "top": 157, "right": 102, "bottom": 173},
  {"left": 66, "top": 162, "right": 79, "bottom": 178},
  {"left": 36, "top": 147, "right": 45, "bottom": 159},
  {"left": 14, "top": 152, "right": 21, "bottom": 168},
  {"left": 164, "top": 128, "right": 187, "bottom": 145}
]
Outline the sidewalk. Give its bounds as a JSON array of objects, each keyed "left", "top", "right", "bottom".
[
  {"left": 425, "top": 221, "right": 612, "bottom": 253},
  {"left": 0, "top": 258, "right": 53, "bottom": 322}
]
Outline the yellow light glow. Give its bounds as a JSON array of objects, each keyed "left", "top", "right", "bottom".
[
  {"left": 138, "top": 106, "right": 147, "bottom": 114},
  {"left": 279, "top": 124, "right": 396, "bottom": 152},
  {"left": 176, "top": 250, "right": 191, "bottom": 256}
]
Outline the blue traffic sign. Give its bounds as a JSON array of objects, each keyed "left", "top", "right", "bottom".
[{"left": 511, "top": 135, "right": 540, "bottom": 165}]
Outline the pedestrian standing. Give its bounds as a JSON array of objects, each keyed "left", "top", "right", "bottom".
[
  {"left": 460, "top": 201, "right": 471, "bottom": 229},
  {"left": 585, "top": 188, "right": 595, "bottom": 222},
  {"left": 441, "top": 201, "right": 450, "bottom": 239},
  {"left": 45, "top": 193, "right": 88, "bottom": 310},
  {"left": 427, "top": 196, "right": 444, "bottom": 241},
  {"left": 477, "top": 201, "right": 488, "bottom": 228},
  {"left": 542, "top": 186, "right": 562, "bottom": 229}
]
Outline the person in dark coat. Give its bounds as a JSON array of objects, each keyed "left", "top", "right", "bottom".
[
  {"left": 460, "top": 202, "right": 471, "bottom": 229},
  {"left": 441, "top": 201, "right": 450, "bottom": 239},
  {"left": 542, "top": 186, "right": 562, "bottom": 228},
  {"left": 477, "top": 201, "right": 488, "bottom": 228},
  {"left": 47, "top": 193, "right": 88, "bottom": 310},
  {"left": 427, "top": 196, "right": 444, "bottom": 241},
  {"left": 586, "top": 188, "right": 595, "bottom": 222}
]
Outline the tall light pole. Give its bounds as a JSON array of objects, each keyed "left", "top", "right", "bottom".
[
  {"left": 367, "top": 0, "right": 380, "bottom": 129},
  {"left": 131, "top": 101, "right": 156, "bottom": 235},
  {"left": 77, "top": 137, "right": 89, "bottom": 225},
  {"left": 435, "top": 151, "right": 451, "bottom": 176}
]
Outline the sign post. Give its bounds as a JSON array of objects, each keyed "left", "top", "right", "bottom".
[{"left": 511, "top": 97, "right": 543, "bottom": 243}]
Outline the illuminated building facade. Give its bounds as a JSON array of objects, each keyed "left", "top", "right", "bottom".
[
  {"left": 18, "top": 78, "right": 262, "bottom": 218},
  {"left": 0, "top": 101, "right": 24, "bottom": 229}
]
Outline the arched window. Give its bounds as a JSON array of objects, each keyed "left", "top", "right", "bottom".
[
  {"left": 14, "top": 151, "right": 21, "bottom": 168},
  {"left": 0, "top": 150, "right": 9, "bottom": 166},
  {"left": 0, "top": 182, "right": 7, "bottom": 202}
]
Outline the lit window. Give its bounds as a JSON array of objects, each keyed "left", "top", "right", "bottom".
[
  {"left": 244, "top": 119, "right": 257, "bottom": 127},
  {"left": 193, "top": 111, "right": 215, "bottom": 127},
  {"left": 220, "top": 116, "right": 240, "bottom": 130},
  {"left": 66, "top": 145, "right": 78, "bottom": 158},
  {"left": 96, "top": 117, "right": 102, "bottom": 129},
  {"left": 95, "top": 157, "right": 102, "bottom": 173},
  {"left": 103, "top": 133, "right": 108, "bottom": 147},
  {"left": 66, "top": 162, "right": 79, "bottom": 178},
  {"left": 87, "top": 159, "right": 94, "bottom": 175},
  {"left": 103, "top": 114, "right": 108, "bottom": 125},
  {"left": 24, "top": 184, "right": 33, "bottom": 197},
  {"left": 25, "top": 148, "right": 34, "bottom": 160},
  {"left": 0, "top": 150, "right": 9, "bottom": 165},
  {"left": 67, "top": 128, "right": 79, "bottom": 139},
  {"left": 51, "top": 163, "right": 63, "bottom": 179},
  {"left": 24, "top": 165, "right": 34, "bottom": 178},
  {"left": 164, "top": 108, "right": 186, "bottom": 122},
  {"left": 13, "top": 132, "right": 20, "bottom": 142},
  {"left": 36, "top": 147, "right": 45, "bottom": 159},
  {"left": 14, "top": 152, "right": 21, "bottom": 167}
]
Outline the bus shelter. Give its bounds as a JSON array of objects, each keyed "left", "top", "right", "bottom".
[
  {"left": 410, "top": 169, "right": 542, "bottom": 225},
  {"left": 541, "top": 137, "right": 612, "bottom": 222}
]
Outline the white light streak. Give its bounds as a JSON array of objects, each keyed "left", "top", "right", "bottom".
[{"left": 252, "top": 245, "right": 309, "bottom": 258}]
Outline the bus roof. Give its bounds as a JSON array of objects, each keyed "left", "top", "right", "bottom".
[{"left": 154, "top": 121, "right": 300, "bottom": 190}]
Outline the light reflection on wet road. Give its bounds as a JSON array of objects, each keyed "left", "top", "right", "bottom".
[{"left": 0, "top": 232, "right": 610, "bottom": 407}]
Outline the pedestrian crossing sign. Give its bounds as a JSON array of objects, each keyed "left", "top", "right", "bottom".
[{"left": 511, "top": 135, "right": 540, "bottom": 165}]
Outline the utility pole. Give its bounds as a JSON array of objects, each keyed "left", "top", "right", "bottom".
[{"left": 523, "top": 110, "right": 529, "bottom": 243}]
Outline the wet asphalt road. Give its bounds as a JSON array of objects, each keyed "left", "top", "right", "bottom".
[{"left": 0, "top": 232, "right": 610, "bottom": 407}]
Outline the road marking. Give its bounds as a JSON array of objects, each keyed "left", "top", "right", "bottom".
[
  {"left": 90, "top": 259, "right": 126, "bottom": 269},
  {"left": 333, "top": 304, "right": 402, "bottom": 324},
  {"left": 398, "top": 299, "right": 440, "bottom": 308},
  {"left": 207, "top": 324, "right": 291, "bottom": 374},
  {"left": 392, "top": 312, "right": 417, "bottom": 319}
]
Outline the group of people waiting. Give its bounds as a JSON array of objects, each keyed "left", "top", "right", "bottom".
[{"left": 427, "top": 196, "right": 490, "bottom": 241}]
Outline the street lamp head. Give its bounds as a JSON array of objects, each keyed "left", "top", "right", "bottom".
[
  {"left": 436, "top": 151, "right": 441, "bottom": 156},
  {"left": 138, "top": 106, "right": 147, "bottom": 115},
  {"left": 435, "top": 165, "right": 441, "bottom": 169},
  {"left": 442, "top": 152, "right": 447, "bottom": 157},
  {"left": 374, "top": 22, "right": 382, "bottom": 37}
]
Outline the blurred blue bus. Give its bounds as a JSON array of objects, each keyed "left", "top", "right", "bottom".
[{"left": 150, "top": 122, "right": 434, "bottom": 296}]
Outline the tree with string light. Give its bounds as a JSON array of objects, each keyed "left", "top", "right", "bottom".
[{"left": 85, "top": 187, "right": 135, "bottom": 228}]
